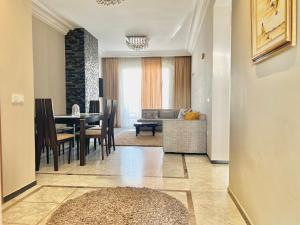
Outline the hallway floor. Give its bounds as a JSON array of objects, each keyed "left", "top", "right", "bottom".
[{"left": 3, "top": 147, "right": 246, "bottom": 225}]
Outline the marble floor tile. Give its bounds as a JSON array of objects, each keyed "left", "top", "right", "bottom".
[
  {"left": 37, "top": 147, "right": 185, "bottom": 178},
  {"left": 23, "top": 187, "right": 76, "bottom": 203},
  {"left": 192, "top": 191, "right": 246, "bottom": 225},
  {"left": 63, "top": 188, "right": 99, "bottom": 202},
  {"left": 3, "top": 146, "right": 246, "bottom": 225},
  {"left": 3, "top": 202, "right": 58, "bottom": 225}
]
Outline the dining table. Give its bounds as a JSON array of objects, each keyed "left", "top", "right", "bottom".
[{"left": 55, "top": 113, "right": 103, "bottom": 166}]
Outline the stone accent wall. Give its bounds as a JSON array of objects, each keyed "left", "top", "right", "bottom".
[{"left": 65, "top": 28, "right": 99, "bottom": 113}]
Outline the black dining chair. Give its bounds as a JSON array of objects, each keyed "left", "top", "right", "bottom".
[
  {"left": 35, "top": 99, "right": 48, "bottom": 170},
  {"left": 88, "top": 99, "right": 115, "bottom": 153},
  {"left": 77, "top": 99, "right": 109, "bottom": 160},
  {"left": 108, "top": 100, "right": 117, "bottom": 152},
  {"left": 89, "top": 100, "right": 100, "bottom": 114},
  {"left": 87, "top": 100, "right": 101, "bottom": 150},
  {"left": 44, "top": 99, "right": 75, "bottom": 169}
]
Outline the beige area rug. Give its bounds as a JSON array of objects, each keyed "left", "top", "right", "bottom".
[
  {"left": 115, "top": 129, "right": 162, "bottom": 147},
  {"left": 47, "top": 187, "right": 188, "bottom": 225}
]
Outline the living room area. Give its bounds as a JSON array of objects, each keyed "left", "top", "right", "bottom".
[{"left": 101, "top": 56, "right": 207, "bottom": 154}]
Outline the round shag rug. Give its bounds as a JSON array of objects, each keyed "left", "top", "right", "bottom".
[{"left": 47, "top": 187, "right": 189, "bottom": 225}]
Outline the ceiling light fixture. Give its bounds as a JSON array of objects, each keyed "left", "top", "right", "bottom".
[
  {"left": 96, "top": 0, "right": 124, "bottom": 6},
  {"left": 126, "top": 36, "right": 149, "bottom": 51}
]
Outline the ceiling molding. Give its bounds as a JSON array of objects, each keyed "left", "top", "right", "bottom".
[
  {"left": 185, "top": 0, "right": 213, "bottom": 53},
  {"left": 32, "top": 0, "right": 75, "bottom": 34},
  {"left": 100, "top": 50, "right": 191, "bottom": 58}
]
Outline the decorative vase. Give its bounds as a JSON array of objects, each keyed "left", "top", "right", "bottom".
[{"left": 72, "top": 104, "right": 80, "bottom": 116}]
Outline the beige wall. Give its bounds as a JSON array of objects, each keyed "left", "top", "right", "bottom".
[
  {"left": 0, "top": 0, "right": 35, "bottom": 196},
  {"left": 191, "top": 0, "right": 214, "bottom": 157},
  {"left": 32, "top": 17, "right": 66, "bottom": 114},
  {"left": 0, "top": 108, "right": 2, "bottom": 223},
  {"left": 230, "top": 1, "right": 300, "bottom": 225}
]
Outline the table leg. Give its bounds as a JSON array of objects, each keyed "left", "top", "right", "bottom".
[
  {"left": 152, "top": 126, "right": 155, "bottom": 136},
  {"left": 136, "top": 126, "right": 140, "bottom": 136},
  {"left": 80, "top": 119, "right": 86, "bottom": 166}
]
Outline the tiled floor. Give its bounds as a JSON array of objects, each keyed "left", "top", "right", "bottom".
[{"left": 3, "top": 146, "right": 246, "bottom": 225}]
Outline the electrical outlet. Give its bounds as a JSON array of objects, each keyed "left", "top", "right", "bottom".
[{"left": 12, "top": 94, "right": 25, "bottom": 105}]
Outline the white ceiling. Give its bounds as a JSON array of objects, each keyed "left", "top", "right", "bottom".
[{"left": 37, "top": 0, "right": 198, "bottom": 56}]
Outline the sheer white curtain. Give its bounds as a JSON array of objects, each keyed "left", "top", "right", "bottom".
[
  {"left": 162, "top": 57, "right": 175, "bottom": 109},
  {"left": 119, "top": 58, "right": 142, "bottom": 128}
]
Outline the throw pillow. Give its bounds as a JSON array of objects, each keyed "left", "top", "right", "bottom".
[
  {"left": 184, "top": 112, "right": 200, "bottom": 120},
  {"left": 177, "top": 108, "right": 192, "bottom": 119},
  {"left": 159, "top": 110, "right": 175, "bottom": 119}
]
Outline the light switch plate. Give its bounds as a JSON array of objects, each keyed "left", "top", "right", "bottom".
[{"left": 12, "top": 94, "right": 25, "bottom": 105}]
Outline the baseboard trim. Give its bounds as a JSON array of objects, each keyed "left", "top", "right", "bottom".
[
  {"left": 210, "top": 160, "right": 229, "bottom": 164},
  {"left": 3, "top": 181, "right": 37, "bottom": 203},
  {"left": 228, "top": 187, "right": 254, "bottom": 225},
  {"left": 207, "top": 154, "right": 229, "bottom": 164}
]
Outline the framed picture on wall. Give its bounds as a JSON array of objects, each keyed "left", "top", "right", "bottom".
[{"left": 251, "top": 0, "right": 297, "bottom": 63}]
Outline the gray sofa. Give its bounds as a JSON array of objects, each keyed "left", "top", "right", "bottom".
[{"left": 137, "top": 109, "right": 180, "bottom": 131}]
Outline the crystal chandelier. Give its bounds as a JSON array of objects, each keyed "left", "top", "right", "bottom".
[
  {"left": 126, "top": 36, "right": 149, "bottom": 51},
  {"left": 96, "top": 0, "right": 124, "bottom": 6}
]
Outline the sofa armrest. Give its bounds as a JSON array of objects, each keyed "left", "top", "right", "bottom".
[{"left": 163, "top": 120, "right": 207, "bottom": 154}]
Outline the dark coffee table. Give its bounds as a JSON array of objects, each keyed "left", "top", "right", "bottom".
[{"left": 134, "top": 122, "right": 158, "bottom": 136}]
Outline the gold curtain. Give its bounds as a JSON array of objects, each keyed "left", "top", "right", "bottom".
[
  {"left": 174, "top": 56, "right": 191, "bottom": 109},
  {"left": 102, "top": 58, "right": 120, "bottom": 127},
  {"left": 141, "top": 57, "right": 162, "bottom": 109}
]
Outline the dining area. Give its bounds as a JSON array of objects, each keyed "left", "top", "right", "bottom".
[{"left": 35, "top": 98, "right": 117, "bottom": 171}]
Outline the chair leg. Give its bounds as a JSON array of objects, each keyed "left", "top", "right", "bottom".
[
  {"left": 58, "top": 144, "right": 61, "bottom": 156},
  {"left": 100, "top": 138, "right": 104, "bottom": 160},
  {"left": 46, "top": 145, "right": 50, "bottom": 164},
  {"left": 112, "top": 132, "right": 116, "bottom": 151},
  {"left": 68, "top": 141, "right": 72, "bottom": 164},
  {"left": 63, "top": 143, "right": 65, "bottom": 155},
  {"left": 76, "top": 138, "right": 80, "bottom": 160},
  {"left": 108, "top": 132, "right": 112, "bottom": 152},
  {"left": 94, "top": 138, "right": 97, "bottom": 150},
  {"left": 53, "top": 145, "right": 59, "bottom": 171},
  {"left": 105, "top": 136, "right": 109, "bottom": 157},
  {"left": 85, "top": 138, "right": 90, "bottom": 155},
  {"left": 86, "top": 138, "right": 90, "bottom": 154}
]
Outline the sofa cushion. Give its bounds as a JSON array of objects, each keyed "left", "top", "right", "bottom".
[
  {"left": 159, "top": 110, "right": 175, "bottom": 119},
  {"left": 137, "top": 119, "right": 163, "bottom": 125},
  {"left": 142, "top": 110, "right": 159, "bottom": 119}
]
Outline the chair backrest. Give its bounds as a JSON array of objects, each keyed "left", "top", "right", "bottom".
[
  {"left": 89, "top": 100, "right": 100, "bottom": 113},
  {"left": 109, "top": 100, "right": 117, "bottom": 130},
  {"left": 44, "top": 99, "right": 58, "bottom": 148},
  {"left": 101, "top": 99, "right": 109, "bottom": 136},
  {"left": 107, "top": 99, "right": 112, "bottom": 114},
  {"left": 35, "top": 99, "right": 46, "bottom": 147}
]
